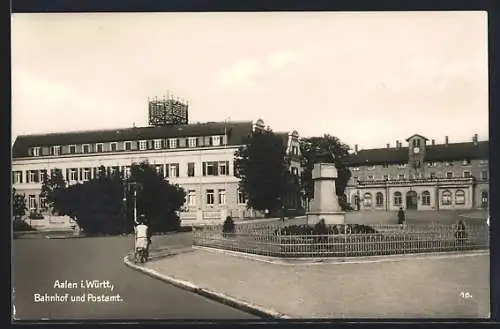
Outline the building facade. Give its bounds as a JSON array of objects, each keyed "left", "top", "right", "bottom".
[
  {"left": 343, "top": 134, "right": 489, "bottom": 211},
  {"left": 11, "top": 119, "right": 302, "bottom": 223}
]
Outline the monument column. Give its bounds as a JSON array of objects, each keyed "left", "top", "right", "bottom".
[{"left": 306, "top": 163, "right": 346, "bottom": 225}]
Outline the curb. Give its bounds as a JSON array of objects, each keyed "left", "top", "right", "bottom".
[
  {"left": 123, "top": 254, "right": 289, "bottom": 319},
  {"left": 193, "top": 245, "right": 490, "bottom": 266}
]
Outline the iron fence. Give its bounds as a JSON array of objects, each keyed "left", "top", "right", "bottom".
[{"left": 192, "top": 222, "right": 489, "bottom": 258}]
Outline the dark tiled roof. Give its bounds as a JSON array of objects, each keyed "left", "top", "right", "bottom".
[
  {"left": 344, "top": 141, "right": 488, "bottom": 166},
  {"left": 12, "top": 121, "right": 253, "bottom": 158}
]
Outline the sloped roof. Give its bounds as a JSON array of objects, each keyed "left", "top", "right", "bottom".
[
  {"left": 12, "top": 121, "right": 253, "bottom": 158},
  {"left": 344, "top": 141, "right": 488, "bottom": 166}
]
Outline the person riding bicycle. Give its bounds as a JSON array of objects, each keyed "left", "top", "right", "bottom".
[{"left": 134, "top": 214, "right": 150, "bottom": 259}]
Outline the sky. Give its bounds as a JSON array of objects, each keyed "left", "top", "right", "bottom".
[{"left": 11, "top": 11, "right": 488, "bottom": 150}]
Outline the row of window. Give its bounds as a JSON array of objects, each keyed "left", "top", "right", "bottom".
[
  {"left": 353, "top": 170, "right": 488, "bottom": 182},
  {"left": 351, "top": 159, "right": 488, "bottom": 171},
  {"left": 12, "top": 161, "right": 233, "bottom": 184},
  {"left": 360, "top": 189, "right": 468, "bottom": 207},
  {"left": 186, "top": 189, "right": 248, "bottom": 206},
  {"left": 27, "top": 135, "right": 227, "bottom": 157}
]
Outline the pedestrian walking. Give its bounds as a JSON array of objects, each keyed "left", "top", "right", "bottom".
[{"left": 397, "top": 207, "right": 406, "bottom": 228}]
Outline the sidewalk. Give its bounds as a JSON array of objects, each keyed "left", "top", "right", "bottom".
[{"left": 127, "top": 247, "right": 490, "bottom": 319}]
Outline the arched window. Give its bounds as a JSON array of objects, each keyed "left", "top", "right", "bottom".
[
  {"left": 363, "top": 193, "right": 372, "bottom": 207},
  {"left": 394, "top": 192, "right": 402, "bottom": 206},
  {"left": 441, "top": 190, "right": 452, "bottom": 205},
  {"left": 455, "top": 190, "right": 465, "bottom": 205},
  {"left": 422, "top": 191, "right": 431, "bottom": 206},
  {"left": 376, "top": 192, "right": 384, "bottom": 207}
]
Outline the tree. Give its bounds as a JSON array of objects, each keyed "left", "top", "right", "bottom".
[
  {"left": 51, "top": 162, "right": 186, "bottom": 235},
  {"left": 300, "top": 134, "right": 352, "bottom": 210},
  {"left": 234, "top": 128, "right": 290, "bottom": 213},
  {"left": 128, "top": 161, "right": 186, "bottom": 233},
  {"left": 40, "top": 169, "right": 66, "bottom": 215},
  {"left": 12, "top": 188, "right": 27, "bottom": 220}
]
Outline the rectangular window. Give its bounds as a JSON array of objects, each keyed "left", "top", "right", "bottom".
[
  {"left": 291, "top": 167, "right": 299, "bottom": 176},
  {"left": 480, "top": 159, "right": 488, "bottom": 165},
  {"left": 39, "top": 196, "right": 46, "bottom": 211},
  {"left": 206, "top": 189, "right": 215, "bottom": 205},
  {"left": 203, "top": 162, "right": 218, "bottom": 176},
  {"left": 218, "top": 189, "right": 226, "bottom": 205},
  {"left": 211, "top": 136, "right": 221, "bottom": 146},
  {"left": 238, "top": 190, "right": 247, "bottom": 204},
  {"left": 291, "top": 146, "right": 299, "bottom": 155},
  {"left": 28, "top": 194, "right": 37, "bottom": 211},
  {"left": 82, "top": 144, "right": 90, "bottom": 154},
  {"left": 187, "top": 163, "right": 195, "bottom": 177},
  {"left": 383, "top": 174, "right": 389, "bottom": 180},
  {"left": 481, "top": 170, "right": 488, "bottom": 180},
  {"left": 168, "top": 138, "right": 177, "bottom": 149},
  {"left": 368, "top": 175, "right": 374, "bottom": 180},
  {"left": 139, "top": 140, "right": 147, "bottom": 151},
  {"left": 219, "top": 161, "right": 229, "bottom": 176},
  {"left": 95, "top": 143, "right": 103, "bottom": 153},
  {"left": 124, "top": 166, "right": 131, "bottom": 179},
  {"left": 124, "top": 141, "right": 132, "bottom": 151},
  {"left": 83, "top": 168, "right": 91, "bottom": 181},
  {"left": 169, "top": 164, "right": 179, "bottom": 178},
  {"left": 188, "top": 137, "right": 197, "bottom": 148},
  {"left": 51, "top": 145, "right": 61, "bottom": 156},
  {"left": 398, "top": 174, "right": 405, "bottom": 179},
  {"left": 188, "top": 190, "right": 196, "bottom": 206},
  {"left": 27, "top": 170, "right": 37, "bottom": 183},
  {"left": 430, "top": 172, "right": 436, "bottom": 179},
  {"left": 31, "top": 147, "right": 41, "bottom": 157},
  {"left": 463, "top": 171, "right": 471, "bottom": 178},
  {"left": 69, "top": 145, "right": 77, "bottom": 154},
  {"left": 110, "top": 143, "right": 118, "bottom": 152},
  {"left": 154, "top": 139, "right": 162, "bottom": 150},
  {"left": 446, "top": 172, "right": 453, "bottom": 179},
  {"left": 69, "top": 168, "right": 78, "bottom": 181}
]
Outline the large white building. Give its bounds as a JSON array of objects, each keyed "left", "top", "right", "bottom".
[{"left": 11, "top": 119, "right": 302, "bottom": 225}]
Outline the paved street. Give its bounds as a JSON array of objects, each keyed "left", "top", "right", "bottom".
[{"left": 12, "top": 233, "right": 258, "bottom": 320}]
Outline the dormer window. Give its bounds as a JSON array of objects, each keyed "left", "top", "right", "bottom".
[
  {"left": 95, "top": 143, "right": 104, "bottom": 153},
  {"left": 69, "top": 145, "right": 77, "bottom": 154},
  {"left": 154, "top": 139, "right": 162, "bottom": 150},
  {"left": 169, "top": 138, "right": 177, "bottom": 149},
  {"left": 82, "top": 144, "right": 90, "bottom": 154},
  {"left": 51, "top": 145, "right": 61, "bottom": 156},
  {"left": 30, "top": 147, "right": 41, "bottom": 157},
  {"left": 110, "top": 142, "right": 118, "bottom": 152},
  {"left": 188, "top": 137, "right": 197, "bottom": 148},
  {"left": 212, "top": 136, "right": 221, "bottom": 146},
  {"left": 139, "top": 140, "right": 147, "bottom": 151},
  {"left": 124, "top": 141, "right": 132, "bottom": 151}
]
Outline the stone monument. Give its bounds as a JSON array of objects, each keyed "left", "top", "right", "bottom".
[{"left": 306, "top": 163, "right": 346, "bottom": 225}]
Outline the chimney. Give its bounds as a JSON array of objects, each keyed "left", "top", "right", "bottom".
[
  {"left": 445, "top": 136, "right": 449, "bottom": 146},
  {"left": 431, "top": 139, "right": 435, "bottom": 145},
  {"left": 473, "top": 134, "right": 478, "bottom": 145},
  {"left": 396, "top": 140, "right": 400, "bottom": 149},
  {"left": 386, "top": 143, "right": 390, "bottom": 149},
  {"left": 354, "top": 144, "right": 358, "bottom": 153}
]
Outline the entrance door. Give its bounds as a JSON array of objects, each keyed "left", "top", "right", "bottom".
[{"left": 406, "top": 191, "right": 418, "bottom": 210}]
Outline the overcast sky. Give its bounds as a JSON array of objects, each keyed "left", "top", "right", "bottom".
[{"left": 11, "top": 11, "right": 488, "bottom": 150}]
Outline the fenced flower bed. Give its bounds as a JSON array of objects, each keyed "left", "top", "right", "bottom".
[{"left": 192, "top": 222, "right": 489, "bottom": 258}]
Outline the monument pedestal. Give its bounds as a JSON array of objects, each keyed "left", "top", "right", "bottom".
[{"left": 306, "top": 163, "right": 346, "bottom": 225}]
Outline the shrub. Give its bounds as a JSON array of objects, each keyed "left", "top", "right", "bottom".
[
  {"left": 28, "top": 212, "right": 44, "bottom": 220},
  {"left": 13, "top": 219, "right": 35, "bottom": 232},
  {"left": 222, "top": 216, "right": 235, "bottom": 237},
  {"left": 274, "top": 223, "right": 378, "bottom": 236}
]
